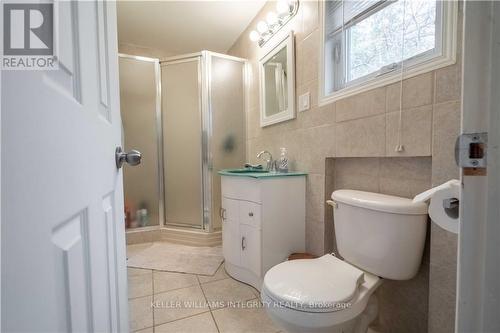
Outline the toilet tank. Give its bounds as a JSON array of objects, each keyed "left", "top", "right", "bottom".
[{"left": 331, "top": 190, "right": 428, "bottom": 280}]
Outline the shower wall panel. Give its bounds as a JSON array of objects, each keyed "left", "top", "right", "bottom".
[
  {"left": 161, "top": 58, "right": 204, "bottom": 228},
  {"left": 161, "top": 52, "right": 247, "bottom": 231},
  {"left": 209, "top": 55, "right": 246, "bottom": 230}
]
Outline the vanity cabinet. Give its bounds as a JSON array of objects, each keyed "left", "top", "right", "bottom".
[{"left": 220, "top": 173, "right": 306, "bottom": 290}]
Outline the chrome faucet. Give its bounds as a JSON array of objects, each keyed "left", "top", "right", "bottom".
[{"left": 257, "top": 150, "right": 276, "bottom": 172}]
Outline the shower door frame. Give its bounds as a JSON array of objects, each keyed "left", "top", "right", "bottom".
[
  {"left": 202, "top": 51, "right": 249, "bottom": 232},
  {"left": 118, "top": 53, "right": 165, "bottom": 230},
  {"left": 161, "top": 51, "right": 248, "bottom": 232},
  {"left": 160, "top": 54, "right": 205, "bottom": 230}
]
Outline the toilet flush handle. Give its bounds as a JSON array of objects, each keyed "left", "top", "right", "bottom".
[{"left": 326, "top": 200, "right": 338, "bottom": 209}]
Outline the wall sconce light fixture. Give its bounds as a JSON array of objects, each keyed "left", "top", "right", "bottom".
[{"left": 249, "top": 0, "right": 299, "bottom": 47}]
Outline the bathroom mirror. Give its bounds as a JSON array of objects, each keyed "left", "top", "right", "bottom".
[{"left": 259, "top": 31, "right": 295, "bottom": 127}]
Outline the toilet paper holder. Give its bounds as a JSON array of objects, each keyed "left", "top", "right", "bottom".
[
  {"left": 413, "top": 179, "right": 461, "bottom": 234},
  {"left": 443, "top": 198, "right": 459, "bottom": 209},
  {"left": 443, "top": 197, "right": 460, "bottom": 219}
]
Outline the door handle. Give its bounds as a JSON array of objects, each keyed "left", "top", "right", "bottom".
[
  {"left": 220, "top": 208, "right": 227, "bottom": 221},
  {"left": 241, "top": 236, "right": 246, "bottom": 250},
  {"left": 115, "top": 147, "right": 142, "bottom": 169}
]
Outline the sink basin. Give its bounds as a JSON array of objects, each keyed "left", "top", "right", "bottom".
[{"left": 224, "top": 168, "right": 268, "bottom": 174}]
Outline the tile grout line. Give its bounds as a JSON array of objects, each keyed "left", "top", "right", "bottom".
[
  {"left": 199, "top": 276, "right": 232, "bottom": 287},
  {"left": 128, "top": 269, "right": 155, "bottom": 333},
  {"left": 197, "top": 275, "right": 221, "bottom": 333},
  {"left": 128, "top": 269, "right": 203, "bottom": 301},
  {"left": 130, "top": 260, "right": 272, "bottom": 332},
  {"left": 153, "top": 309, "right": 213, "bottom": 329},
  {"left": 208, "top": 308, "right": 221, "bottom": 333},
  {"left": 132, "top": 272, "right": 226, "bottom": 326},
  {"left": 153, "top": 271, "right": 210, "bottom": 328},
  {"left": 197, "top": 275, "right": 214, "bottom": 311},
  {"left": 129, "top": 294, "right": 154, "bottom": 301},
  {"left": 130, "top": 271, "right": 205, "bottom": 301},
  {"left": 127, "top": 244, "right": 223, "bottom": 331},
  {"left": 151, "top": 269, "right": 155, "bottom": 333},
  {"left": 151, "top": 282, "right": 201, "bottom": 297}
]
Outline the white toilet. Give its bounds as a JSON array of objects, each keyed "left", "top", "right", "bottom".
[{"left": 261, "top": 190, "right": 429, "bottom": 333}]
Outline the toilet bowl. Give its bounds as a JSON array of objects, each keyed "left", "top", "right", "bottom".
[
  {"left": 262, "top": 190, "right": 429, "bottom": 333},
  {"left": 261, "top": 254, "right": 382, "bottom": 333}
]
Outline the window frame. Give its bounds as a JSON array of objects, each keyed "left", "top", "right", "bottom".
[{"left": 319, "top": 0, "right": 458, "bottom": 106}]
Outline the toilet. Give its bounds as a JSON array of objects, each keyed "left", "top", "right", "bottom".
[{"left": 261, "top": 190, "right": 429, "bottom": 333}]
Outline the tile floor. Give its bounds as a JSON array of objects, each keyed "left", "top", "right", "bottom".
[
  {"left": 128, "top": 263, "right": 280, "bottom": 333},
  {"left": 127, "top": 242, "right": 223, "bottom": 275}
]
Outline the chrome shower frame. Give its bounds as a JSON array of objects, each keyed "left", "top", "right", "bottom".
[
  {"left": 120, "top": 51, "right": 247, "bottom": 233},
  {"left": 160, "top": 51, "right": 248, "bottom": 232}
]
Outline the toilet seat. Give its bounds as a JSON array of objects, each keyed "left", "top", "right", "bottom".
[
  {"left": 261, "top": 255, "right": 382, "bottom": 333},
  {"left": 262, "top": 255, "right": 366, "bottom": 313}
]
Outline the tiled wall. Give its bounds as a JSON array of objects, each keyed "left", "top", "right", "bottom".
[
  {"left": 429, "top": 100, "right": 461, "bottom": 333},
  {"left": 228, "top": 1, "right": 462, "bottom": 332}
]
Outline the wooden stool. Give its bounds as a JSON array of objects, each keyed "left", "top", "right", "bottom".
[{"left": 288, "top": 253, "right": 317, "bottom": 260}]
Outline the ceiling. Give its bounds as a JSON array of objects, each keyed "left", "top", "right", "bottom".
[{"left": 117, "top": 1, "right": 266, "bottom": 57}]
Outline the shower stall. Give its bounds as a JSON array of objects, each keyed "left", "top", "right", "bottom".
[{"left": 118, "top": 51, "right": 247, "bottom": 242}]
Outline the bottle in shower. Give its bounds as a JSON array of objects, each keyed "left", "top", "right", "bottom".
[{"left": 277, "top": 147, "right": 289, "bottom": 173}]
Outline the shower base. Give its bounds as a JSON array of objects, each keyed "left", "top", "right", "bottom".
[{"left": 126, "top": 226, "right": 221, "bottom": 247}]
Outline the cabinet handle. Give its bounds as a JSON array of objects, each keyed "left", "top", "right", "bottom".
[
  {"left": 241, "top": 236, "right": 246, "bottom": 250},
  {"left": 220, "top": 207, "right": 227, "bottom": 221},
  {"left": 248, "top": 212, "right": 254, "bottom": 217}
]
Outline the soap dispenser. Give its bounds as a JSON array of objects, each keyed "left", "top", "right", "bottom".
[{"left": 277, "top": 147, "right": 289, "bottom": 173}]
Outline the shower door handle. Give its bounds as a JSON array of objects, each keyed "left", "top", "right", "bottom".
[{"left": 116, "top": 147, "right": 142, "bottom": 169}]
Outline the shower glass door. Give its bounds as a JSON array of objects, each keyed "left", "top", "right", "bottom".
[
  {"left": 161, "top": 58, "right": 204, "bottom": 228},
  {"left": 119, "top": 55, "right": 162, "bottom": 229},
  {"left": 209, "top": 54, "right": 246, "bottom": 231}
]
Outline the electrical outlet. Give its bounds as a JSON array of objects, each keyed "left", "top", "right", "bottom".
[{"left": 298, "top": 92, "right": 310, "bottom": 112}]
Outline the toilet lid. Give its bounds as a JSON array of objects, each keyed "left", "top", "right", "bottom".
[{"left": 263, "top": 255, "right": 365, "bottom": 312}]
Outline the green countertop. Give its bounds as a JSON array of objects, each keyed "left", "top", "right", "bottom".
[{"left": 218, "top": 169, "right": 307, "bottom": 179}]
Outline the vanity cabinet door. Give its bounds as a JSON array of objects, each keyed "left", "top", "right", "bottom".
[
  {"left": 222, "top": 197, "right": 240, "bottom": 266},
  {"left": 240, "top": 224, "right": 261, "bottom": 277}
]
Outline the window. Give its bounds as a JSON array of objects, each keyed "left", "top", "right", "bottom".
[{"left": 320, "top": 0, "right": 457, "bottom": 103}]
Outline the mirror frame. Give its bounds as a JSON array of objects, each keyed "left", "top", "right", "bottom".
[{"left": 259, "top": 31, "right": 295, "bottom": 127}]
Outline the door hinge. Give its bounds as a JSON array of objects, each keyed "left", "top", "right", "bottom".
[{"left": 455, "top": 132, "right": 487, "bottom": 175}]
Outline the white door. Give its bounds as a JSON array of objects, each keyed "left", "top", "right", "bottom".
[
  {"left": 222, "top": 197, "right": 241, "bottom": 266},
  {"left": 2, "top": 2, "right": 129, "bottom": 332},
  {"left": 457, "top": 1, "right": 500, "bottom": 331}
]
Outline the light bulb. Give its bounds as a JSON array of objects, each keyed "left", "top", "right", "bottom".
[
  {"left": 249, "top": 30, "right": 260, "bottom": 42},
  {"left": 257, "top": 21, "right": 268, "bottom": 33},
  {"left": 276, "top": 0, "right": 290, "bottom": 14},
  {"left": 266, "top": 11, "right": 278, "bottom": 25}
]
